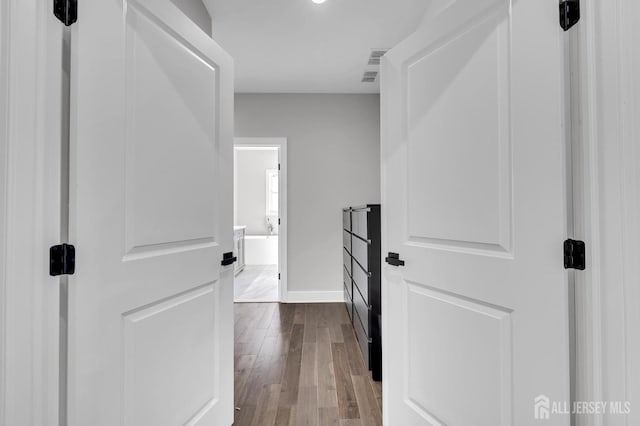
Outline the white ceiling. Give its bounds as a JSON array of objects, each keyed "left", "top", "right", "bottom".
[{"left": 205, "top": 0, "right": 430, "bottom": 93}]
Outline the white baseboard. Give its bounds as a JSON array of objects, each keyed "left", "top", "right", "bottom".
[{"left": 284, "top": 291, "right": 343, "bottom": 303}]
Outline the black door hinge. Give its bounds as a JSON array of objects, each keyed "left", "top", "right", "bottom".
[
  {"left": 278, "top": 273, "right": 281, "bottom": 280},
  {"left": 54, "top": 0, "right": 77, "bottom": 26},
  {"left": 559, "top": 0, "right": 580, "bottom": 31},
  {"left": 564, "top": 239, "right": 586, "bottom": 270},
  {"left": 50, "top": 243, "right": 76, "bottom": 276},
  {"left": 221, "top": 251, "right": 237, "bottom": 266},
  {"left": 278, "top": 218, "right": 281, "bottom": 225},
  {"left": 278, "top": 163, "right": 281, "bottom": 171}
]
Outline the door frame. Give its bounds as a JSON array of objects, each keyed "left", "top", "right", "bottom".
[
  {"left": 1, "top": 0, "right": 63, "bottom": 424},
  {"left": 570, "top": 0, "right": 640, "bottom": 424},
  {"left": 2, "top": 0, "right": 638, "bottom": 422},
  {"left": 233, "top": 137, "right": 288, "bottom": 302}
]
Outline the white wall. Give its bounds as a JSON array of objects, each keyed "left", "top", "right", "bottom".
[
  {"left": 235, "top": 94, "right": 380, "bottom": 295},
  {"left": 234, "top": 149, "right": 278, "bottom": 235}
]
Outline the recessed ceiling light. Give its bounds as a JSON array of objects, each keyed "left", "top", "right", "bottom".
[{"left": 312, "top": 0, "right": 327, "bottom": 4}]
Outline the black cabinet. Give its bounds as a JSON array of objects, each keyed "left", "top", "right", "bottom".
[{"left": 342, "top": 205, "right": 381, "bottom": 381}]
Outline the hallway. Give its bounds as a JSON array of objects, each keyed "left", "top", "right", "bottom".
[{"left": 234, "top": 303, "right": 382, "bottom": 425}]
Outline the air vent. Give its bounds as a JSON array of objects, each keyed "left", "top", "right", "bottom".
[
  {"left": 361, "top": 71, "right": 378, "bottom": 83},
  {"left": 367, "top": 49, "right": 389, "bottom": 66}
]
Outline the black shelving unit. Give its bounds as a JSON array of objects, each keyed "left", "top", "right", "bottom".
[{"left": 342, "top": 205, "right": 381, "bottom": 381}]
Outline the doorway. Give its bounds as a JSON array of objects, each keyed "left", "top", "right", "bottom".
[{"left": 233, "top": 138, "right": 287, "bottom": 302}]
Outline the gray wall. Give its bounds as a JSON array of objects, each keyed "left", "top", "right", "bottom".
[
  {"left": 235, "top": 94, "right": 380, "bottom": 294},
  {"left": 234, "top": 149, "right": 279, "bottom": 235},
  {"left": 171, "top": 0, "right": 211, "bottom": 36}
]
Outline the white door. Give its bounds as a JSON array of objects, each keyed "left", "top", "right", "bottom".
[
  {"left": 68, "top": 0, "right": 234, "bottom": 424},
  {"left": 381, "top": 0, "right": 570, "bottom": 425}
]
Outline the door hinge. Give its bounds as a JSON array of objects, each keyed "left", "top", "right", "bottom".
[
  {"left": 50, "top": 243, "right": 76, "bottom": 276},
  {"left": 564, "top": 239, "right": 586, "bottom": 270},
  {"left": 278, "top": 218, "right": 281, "bottom": 225},
  {"left": 278, "top": 163, "right": 281, "bottom": 171},
  {"left": 278, "top": 273, "right": 281, "bottom": 280},
  {"left": 54, "top": 0, "right": 77, "bottom": 26},
  {"left": 559, "top": 0, "right": 580, "bottom": 31}
]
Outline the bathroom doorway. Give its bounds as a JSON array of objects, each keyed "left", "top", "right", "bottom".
[{"left": 233, "top": 138, "right": 287, "bottom": 302}]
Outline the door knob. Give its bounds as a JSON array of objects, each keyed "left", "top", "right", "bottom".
[{"left": 385, "top": 252, "right": 405, "bottom": 267}]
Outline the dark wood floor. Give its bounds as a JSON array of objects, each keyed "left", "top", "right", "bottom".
[{"left": 234, "top": 303, "right": 383, "bottom": 426}]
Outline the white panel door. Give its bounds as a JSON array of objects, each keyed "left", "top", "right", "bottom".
[
  {"left": 381, "top": 0, "right": 570, "bottom": 425},
  {"left": 68, "top": 0, "right": 234, "bottom": 424}
]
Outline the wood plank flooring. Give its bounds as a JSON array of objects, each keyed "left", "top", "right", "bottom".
[{"left": 234, "top": 303, "right": 382, "bottom": 426}]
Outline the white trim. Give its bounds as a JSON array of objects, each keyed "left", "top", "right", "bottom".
[
  {"left": 571, "top": 1, "right": 604, "bottom": 424},
  {"left": 573, "top": 0, "right": 640, "bottom": 424},
  {"left": 265, "top": 168, "right": 278, "bottom": 216},
  {"left": 0, "top": 0, "right": 9, "bottom": 419},
  {"left": 234, "top": 137, "right": 288, "bottom": 303},
  {"left": 1, "top": 0, "right": 62, "bottom": 425},
  {"left": 284, "top": 291, "right": 344, "bottom": 304},
  {"left": 235, "top": 146, "right": 278, "bottom": 151}
]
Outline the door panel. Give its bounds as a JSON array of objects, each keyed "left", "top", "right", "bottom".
[
  {"left": 406, "top": 10, "right": 511, "bottom": 253},
  {"left": 123, "top": 285, "right": 218, "bottom": 426},
  {"left": 124, "top": 4, "right": 217, "bottom": 254},
  {"left": 405, "top": 284, "right": 511, "bottom": 425},
  {"left": 381, "top": 0, "right": 570, "bottom": 424},
  {"left": 68, "top": 0, "right": 234, "bottom": 424}
]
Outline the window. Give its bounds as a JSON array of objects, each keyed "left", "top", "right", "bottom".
[{"left": 266, "top": 169, "right": 279, "bottom": 216}]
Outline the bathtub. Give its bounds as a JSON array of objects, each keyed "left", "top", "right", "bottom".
[{"left": 244, "top": 235, "right": 278, "bottom": 265}]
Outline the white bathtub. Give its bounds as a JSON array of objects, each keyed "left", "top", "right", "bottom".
[{"left": 244, "top": 235, "right": 278, "bottom": 265}]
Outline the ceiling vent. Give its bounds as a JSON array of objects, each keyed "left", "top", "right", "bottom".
[
  {"left": 361, "top": 71, "right": 378, "bottom": 83},
  {"left": 367, "top": 49, "right": 389, "bottom": 66}
]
